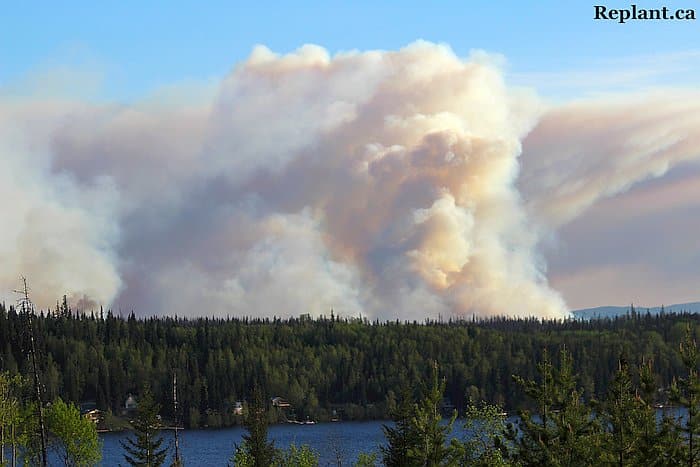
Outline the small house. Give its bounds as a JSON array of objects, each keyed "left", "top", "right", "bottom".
[
  {"left": 125, "top": 394, "right": 138, "bottom": 411},
  {"left": 271, "top": 396, "right": 291, "bottom": 408},
  {"left": 84, "top": 409, "right": 103, "bottom": 425}
]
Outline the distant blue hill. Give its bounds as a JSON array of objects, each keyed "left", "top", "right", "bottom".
[{"left": 572, "top": 302, "right": 700, "bottom": 319}]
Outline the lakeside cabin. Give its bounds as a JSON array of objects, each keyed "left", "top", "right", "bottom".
[{"left": 271, "top": 396, "right": 291, "bottom": 408}]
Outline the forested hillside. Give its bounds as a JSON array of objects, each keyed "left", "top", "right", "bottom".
[{"left": 0, "top": 300, "right": 697, "bottom": 428}]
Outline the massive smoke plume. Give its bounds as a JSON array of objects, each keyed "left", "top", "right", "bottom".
[{"left": 1, "top": 42, "right": 698, "bottom": 319}]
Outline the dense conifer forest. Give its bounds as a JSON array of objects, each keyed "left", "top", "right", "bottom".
[{"left": 0, "top": 300, "right": 698, "bottom": 429}]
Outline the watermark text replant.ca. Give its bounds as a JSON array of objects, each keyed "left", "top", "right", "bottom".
[{"left": 594, "top": 4, "right": 696, "bottom": 23}]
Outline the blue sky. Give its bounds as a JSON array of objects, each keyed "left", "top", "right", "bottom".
[{"left": 3, "top": 0, "right": 698, "bottom": 100}]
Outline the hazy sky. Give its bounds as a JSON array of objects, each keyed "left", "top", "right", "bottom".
[{"left": 1, "top": 2, "right": 698, "bottom": 315}]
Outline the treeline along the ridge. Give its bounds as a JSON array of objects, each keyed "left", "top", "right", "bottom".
[{"left": 0, "top": 300, "right": 697, "bottom": 428}]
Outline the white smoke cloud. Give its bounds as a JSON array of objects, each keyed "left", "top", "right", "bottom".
[
  {"left": 0, "top": 101, "right": 122, "bottom": 308},
  {"left": 1, "top": 42, "right": 698, "bottom": 319}
]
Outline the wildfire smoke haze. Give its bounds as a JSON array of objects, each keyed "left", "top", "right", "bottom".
[{"left": 1, "top": 42, "right": 699, "bottom": 319}]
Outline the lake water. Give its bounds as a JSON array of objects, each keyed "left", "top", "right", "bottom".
[
  {"left": 3, "top": 419, "right": 486, "bottom": 466},
  {"left": 14, "top": 408, "right": 687, "bottom": 465},
  {"left": 100, "top": 421, "right": 390, "bottom": 466}
]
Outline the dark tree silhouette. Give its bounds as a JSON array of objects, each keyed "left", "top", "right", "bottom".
[{"left": 121, "top": 387, "right": 169, "bottom": 466}]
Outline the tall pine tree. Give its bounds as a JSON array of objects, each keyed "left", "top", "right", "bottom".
[
  {"left": 598, "top": 358, "right": 643, "bottom": 466},
  {"left": 670, "top": 325, "right": 700, "bottom": 466},
  {"left": 121, "top": 387, "right": 169, "bottom": 466},
  {"left": 380, "top": 386, "right": 420, "bottom": 467},
  {"left": 410, "top": 362, "right": 456, "bottom": 465},
  {"left": 509, "top": 349, "right": 604, "bottom": 466},
  {"left": 232, "top": 386, "right": 277, "bottom": 467}
]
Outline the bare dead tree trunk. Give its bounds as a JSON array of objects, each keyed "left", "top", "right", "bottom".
[{"left": 16, "top": 277, "right": 47, "bottom": 467}]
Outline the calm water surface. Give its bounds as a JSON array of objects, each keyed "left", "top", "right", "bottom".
[
  {"left": 16, "top": 409, "right": 687, "bottom": 465},
  {"left": 100, "top": 421, "right": 389, "bottom": 466}
]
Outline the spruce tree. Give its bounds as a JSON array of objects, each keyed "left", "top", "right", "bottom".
[
  {"left": 670, "top": 325, "right": 700, "bottom": 466},
  {"left": 410, "top": 362, "right": 456, "bottom": 465},
  {"left": 598, "top": 358, "right": 641, "bottom": 466},
  {"left": 509, "top": 349, "right": 604, "bottom": 466},
  {"left": 233, "top": 386, "right": 277, "bottom": 467},
  {"left": 508, "top": 349, "right": 557, "bottom": 465},
  {"left": 380, "top": 387, "right": 420, "bottom": 467},
  {"left": 380, "top": 363, "right": 455, "bottom": 467},
  {"left": 655, "top": 412, "right": 686, "bottom": 465},
  {"left": 631, "top": 359, "right": 667, "bottom": 465},
  {"left": 121, "top": 388, "right": 169, "bottom": 466}
]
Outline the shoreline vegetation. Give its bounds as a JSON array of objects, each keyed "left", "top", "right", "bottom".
[{"left": 3, "top": 300, "right": 700, "bottom": 464}]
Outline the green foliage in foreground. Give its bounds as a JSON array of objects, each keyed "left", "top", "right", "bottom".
[
  {"left": 0, "top": 373, "right": 101, "bottom": 466},
  {"left": 231, "top": 387, "right": 320, "bottom": 466},
  {"left": 6, "top": 320, "right": 700, "bottom": 465},
  {"left": 376, "top": 333, "right": 700, "bottom": 466},
  {"left": 380, "top": 363, "right": 456, "bottom": 466},
  {"left": 0, "top": 372, "right": 22, "bottom": 466},
  {"left": 6, "top": 299, "right": 700, "bottom": 464},
  {"left": 46, "top": 398, "right": 102, "bottom": 466},
  {"left": 232, "top": 387, "right": 277, "bottom": 467},
  {"left": 232, "top": 442, "right": 321, "bottom": 467},
  {"left": 449, "top": 401, "right": 512, "bottom": 466},
  {"left": 229, "top": 329, "right": 700, "bottom": 466}
]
